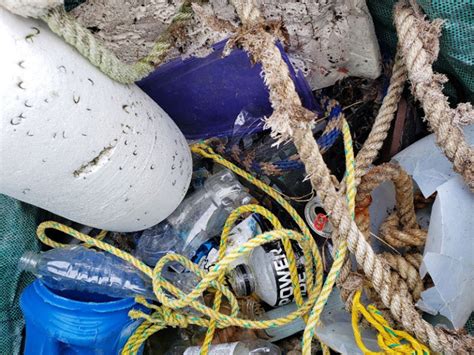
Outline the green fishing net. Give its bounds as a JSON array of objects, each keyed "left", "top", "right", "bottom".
[
  {"left": 0, "top": 195, "right": 42, "bottom": 354},
  {"left": 367, "top": 0, "right": 474, "bottom": 101}
]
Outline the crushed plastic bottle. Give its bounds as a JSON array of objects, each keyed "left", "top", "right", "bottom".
[
  {"left": 135, "top": 169, "right": 253, "bottom": 268},
  {"left": 19, "top": 245, "right": 155, "bottom": 300},
  {"left": 228, "top": 240, "right": 307, "bottom": 307},
  {"left": 180, "top": 340, "right": 281, "bottom": 355}
]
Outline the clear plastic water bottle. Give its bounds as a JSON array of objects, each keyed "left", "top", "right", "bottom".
[
  {"left": 19, "top": 245, "right": 155, "bottom": 300},
  {"left": 181, "top": 340, "right": 281, "bottom": 355},
  {"left": 228, "top": 240, "right": 307, "bottom": 307},
  {"left": 135, "top": 169, "right": 253, "bottom": 267}
]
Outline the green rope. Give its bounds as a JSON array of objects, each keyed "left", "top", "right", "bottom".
[{"left": 41, "top": 2, "right": 193, "bottom": 84}]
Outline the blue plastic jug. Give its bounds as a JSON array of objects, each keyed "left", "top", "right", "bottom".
[{"left": 20, "top": 280, "right": 143, "bottom": 355}]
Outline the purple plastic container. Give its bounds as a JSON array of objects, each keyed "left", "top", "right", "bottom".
[{"left": 137, "top": 39, "right": 318, "bottom": 140}]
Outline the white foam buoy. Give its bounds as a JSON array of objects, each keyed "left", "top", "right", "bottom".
[{"left": 0, "top": 7, "right": 192, "bottom": 232}]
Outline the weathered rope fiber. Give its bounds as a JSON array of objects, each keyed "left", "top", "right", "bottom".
[
  {"left": 227, "top": 0, "right": 474, "bottom": 352},
  {"left": 350, "top": 54, "right": 407, "bottom": 188},
  {"left": 346, "top": 164, "right": 426, "bottom": 317},
  {"left": 8, "top": 0, "right": 472, "bottom": 352},
  {"left": 354, "top": 163, "right": 419, "bottom": 240},
  {"left": 341, "top": 162, "right": 426, "bottom": 305},
  {"left": 394, "top": 1, "right": 474, "bottom": 191},
  {"left": 335, "top": 54, "right": 407, "bottom": 309},
  {"left": 292, "top": 110, "right": 473, "bottom": 354}
]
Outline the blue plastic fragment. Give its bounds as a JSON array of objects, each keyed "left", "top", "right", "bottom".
[{"left": 137, "top": 39, "right": 318, "bottom": 140}]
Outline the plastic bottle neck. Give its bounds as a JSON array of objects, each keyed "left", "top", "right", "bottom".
[
  {"left": 228, "top": 264, "right": 256, "bottom": 297},
  {"left": 18, "top": 251, "right": 40, "bottom": 273}
]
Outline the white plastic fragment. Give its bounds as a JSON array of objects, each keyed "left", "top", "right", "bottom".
[
  {"left": 393, "top": 125, "right": 474, "bottom": 328},
  {"left": 0, "top": 8, "right": 192, "bottom": 232},
  {"left": 416, "top": 176, "right": 474, "bottom": 328},
  {"left": 314, "top": 289, "right": 379, "bottom": 354}
]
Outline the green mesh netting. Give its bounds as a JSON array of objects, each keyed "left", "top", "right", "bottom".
[
  {"left": 466, "top": 313, "right": 474, "bottom": 335},
  {"left": 367, "top": 0, "right": 474, "bottom": 101},
  {"left": 0, "top": 195, "right": 42, "bottom": 354}
]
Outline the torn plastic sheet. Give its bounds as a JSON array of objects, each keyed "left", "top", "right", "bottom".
[
  {"left": 314, "top": 289, "right": 379, "bottom": 354},
  {"left": 416, "top": 176, "right": 474, "bottom": 328},
  {"left": 393, "top": 125, "right": 474, "bottom": 329},
  {"left": 393, "top": 125, "right": 474, "bottom": 197}
]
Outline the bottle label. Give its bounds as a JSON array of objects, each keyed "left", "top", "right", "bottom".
[
  {"left": 261, "top": 240, "right": 307, "bottom": 307},
  {"left": 193, "top": 215, "right": 262, "bottom": 271}
]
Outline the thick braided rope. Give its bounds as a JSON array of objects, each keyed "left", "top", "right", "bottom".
[
  {"left": 394, "top": 2, "right": 474, "bottom": 191},
  {"left": 382, "top": 253, "right": 424, "bottom": 301},
  {"left": 336, "top": 53, "right": 407, "bottom": 301},
  {"left": 379, "top": 214, "right": 426, "bottom": 248},
  {"left": 301, "top": 118, "right": 356, "bottom": 353},
  {"left": 40, "top": 4, "right": 192, "bottom": 84},
  {"left": 292, "top": 126, "right": 473, "bottom": 353},
  {"left": 355, "top": 163, "right": 419, "bottom": 239},
  {"left": 348, "top": 163, "right": 426, "bottom": 304},
  {"left": 338, "top": 162, "right": 424, "bottom": 304},
  {"left": 226, "top": 0, "right": 473, "bottom": 350},
  {"left": 351, "top": 55, "right": 407, "bottom": 187}
]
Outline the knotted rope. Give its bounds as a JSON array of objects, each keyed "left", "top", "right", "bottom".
[
  {"left": 6, "top": 0, "right": 473, "bottom": 352},
  {"left": 225, "top": 0, "right": 473, "bottom": 352},
  {"left": 342, "top": 163, "right": 426, "bottom": 318}
]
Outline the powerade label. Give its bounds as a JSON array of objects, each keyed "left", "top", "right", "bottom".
[{"left": 261, "top": 240, "right": 307, "bottom": 306}]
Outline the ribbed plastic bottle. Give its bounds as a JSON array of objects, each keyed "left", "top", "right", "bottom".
[
  {"left": 19, "top": 245, "right": 155, "bottom": 299},
  {"left": 135, "top": 169, "right": 253, "bottom": 267},
  {"left": 228, "top": 240, "right": 307, "bottom": 307}
]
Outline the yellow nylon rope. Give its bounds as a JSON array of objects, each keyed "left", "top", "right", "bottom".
[
  {"left": 301, "top": 118, "right": 355, "bottom": 354},
  {"left": 351, "top": 291, "right": 430, "bottom": 354},
  {"left": 35, "top": 142, "right": 325, "bottom": 353},
  {"left": 33, "top": 126, "right": 412, "bottom": 355}
]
